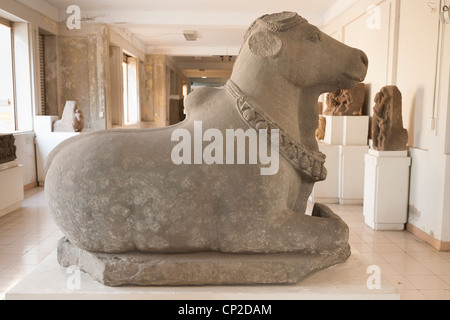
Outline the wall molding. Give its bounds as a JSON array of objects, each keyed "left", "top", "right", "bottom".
[
  {"left": 407, "top": 223, "right": 450, "bottom": 252},
  {"left": 24, "top": 181, "right": 37, "bottom": 191}
]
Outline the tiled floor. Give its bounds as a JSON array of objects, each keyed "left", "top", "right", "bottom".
[
  {"left": 0, "top": 188, "right": 63, "bottom": 300},
  {"left": 1, "top": 187, "right": 449, "bottom": 300}
]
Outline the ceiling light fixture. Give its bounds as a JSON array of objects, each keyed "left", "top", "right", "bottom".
[{"left": 183, "top": 30, "right": 197, "bottom": 41}]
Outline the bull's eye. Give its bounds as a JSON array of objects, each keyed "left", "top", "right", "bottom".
[{"left": 309, "top": 32, "right": 321, "bottom": 43}]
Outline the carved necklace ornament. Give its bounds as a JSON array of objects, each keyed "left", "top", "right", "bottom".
[{"left": 225, "top": 80, "right": 327, "bottom": 182}]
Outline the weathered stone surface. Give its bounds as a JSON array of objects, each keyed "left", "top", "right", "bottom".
[
  {"left": 57, "top": 237, "right": 351, "bottom": 286},
  {"left": 53, "top": 101, "right": 84, "bottom": 132},
  {"left": 324, "top": 83, "right": 366, "bottom": 116},
  {"left": 0, "top": 134, "right": 17, "bottom": 165},
  {"left": 45, "top": 12, "right": 368, "bottom": 286},
  {"left": 372, "top": 86, "right": 408, "bottom": 151}
]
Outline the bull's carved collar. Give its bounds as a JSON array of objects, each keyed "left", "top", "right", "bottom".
[{"left": 225, "top": 80, "right": 327, "bottom": 182}]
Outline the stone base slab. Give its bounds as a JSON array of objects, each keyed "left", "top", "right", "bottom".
[
  {"left": 56, "top": 238, "right": 351, "bottom": 287},
  {"left": 6, "top": 249, "right": 399, "bottom": 300}
]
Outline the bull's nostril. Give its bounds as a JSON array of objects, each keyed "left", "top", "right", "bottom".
[{"left": 360, "top": 52, "right": 369, "bottom": 68}]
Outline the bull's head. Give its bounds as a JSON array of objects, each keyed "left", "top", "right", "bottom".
[{"left": 235, "top": 12, "right": 368, "bottom": 93}]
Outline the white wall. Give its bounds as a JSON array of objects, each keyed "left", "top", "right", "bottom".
[
  {"left": 322, "top": 0, "right": 400, "bottom": 114},
  {"left": 396, "top": 0, "right": 441, "bottom": 150},
  {"left": 323, "top": 0, "right": 450, "bottom": 243}
]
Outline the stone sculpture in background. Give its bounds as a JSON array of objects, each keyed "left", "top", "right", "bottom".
[
  {"left": 45, "top": 12, "right": 368, "bottom": 286},
  {"left": 318, "top": 101, "right": 324, "bottom": 115},
  {"left": 372, "top": 86, "right": 408, "bottom": 151},
  {"left": 316, "top": 116, "right": 326, "bottom": 141},
  {"left": 315, "top": 101, "right": 326, "bottom": 141},
  {"left": 0, "top": 134, "right": 17, "bottom": 165},
  {"left": 53, "top": 101, "right": 84, "bottom": 132},
  {"left": 324, "top": 83, "right": 366, "bottom": 116}
]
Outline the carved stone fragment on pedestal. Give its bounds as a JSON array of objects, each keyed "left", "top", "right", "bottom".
[
  {"left": 53, "top": 101, "right": 84, "bottom": 132},
  {"left": 324, "top": 83, "right": 366, "bottom": 116},
  {"left": 372, "top": 86, "right": 408, "bottom": 151},
  {"left": 316, "top": 116, "right": 326, "bottom": 141},
  {"left": 0, "top": 134, "right": 17, "bottom": 165},
  {"left": 318, "top": 101, "right": 323, "bottom": 115}
]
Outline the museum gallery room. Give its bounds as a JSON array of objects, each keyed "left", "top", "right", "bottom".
[{"left": 0, "top": 0, "right": 450, "bottom": 302}]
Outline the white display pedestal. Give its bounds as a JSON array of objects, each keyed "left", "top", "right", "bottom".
[
  {"left": 323, "top": 116, "right": 369, "bottom": 146},
  {"left": 311, "top": 115, "right": 369, "bottom": 205},
  {"left": 34, "top": 116, "right": 58, "bottom": 133},
  {"left": 34, "top": 116, "right": 80, "bottom": 185},
  {"left": 311, "top": 145, "right": 369, "bottom": 205},
  {"left": 364, "top": 150, "right": 411, "bottom": 231},
  {"left": 0, "top": 161, "right": 24, "bottom": 218},
  {"left": 339, "top": 145, "right": 369, "bottom": 205},
  {"left": 6, "top": 251, "right": 400, "bottom": 300}
]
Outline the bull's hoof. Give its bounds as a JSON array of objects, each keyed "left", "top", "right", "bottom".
[{"left": 57, "top": 237, "right": 351, "bottom": 287}]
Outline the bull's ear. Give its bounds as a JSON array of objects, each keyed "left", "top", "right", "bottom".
[{"left": 248, "top": 31, "right": 282, "bottom": 57}]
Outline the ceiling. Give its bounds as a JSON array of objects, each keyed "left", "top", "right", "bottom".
[
  {"left": 42, "top": 0, "right": 338, "bottom": 13},
  {"left": 17, "top": 0, "right": 353, "bottom": 84},
  {"left": 171, "top": 55, "right": 237, "bottom": 85}
]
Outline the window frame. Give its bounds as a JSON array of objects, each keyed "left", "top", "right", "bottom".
[
  {"left": 0, "top": 19, "right": 35, "bottom": 134},
  {"left": 122, "top": 53, "right": 139, "bottom": 126},
  {"left": 0, "top": 17, "right": 12, "bottom": 28},
  {"left": 0, "top": 20, "right": 18, "bottom": 133}
]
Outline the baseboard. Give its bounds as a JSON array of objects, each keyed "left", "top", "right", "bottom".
[
  {"left": 407, "top": 223, "right": 450, "bottom": 252},
  {"left": 24, "top": 182, "right": 38, "bottom": 191},
  {"left": 0, "top": 202, "right": 21, "bottom": 218},
  {"left": 339, "top": 199, "right": 364, "bottom": 205},
  {"left": 309, "top": 197, "right": 339, "bottom": 204}
]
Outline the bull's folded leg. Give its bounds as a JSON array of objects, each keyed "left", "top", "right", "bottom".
[
  {"left": 312, "top": 203, "right": 342, "bottom": 220},
  {"left": 219, "top": 207, "right": 350, "bottom": 255}
]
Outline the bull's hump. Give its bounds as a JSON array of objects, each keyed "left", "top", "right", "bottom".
[{"left": 185, "top": 86, "right": 226, "bottom": 113}]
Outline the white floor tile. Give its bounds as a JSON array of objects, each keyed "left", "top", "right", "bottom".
[
  {"left": 420, "top": 289, "right": 450, "bottom": 300},
  {"left": 385, "top": 274, "right": 416, "bottom": 290},
  {"left": 405, "top": 275, "right": 450, "bottom": 290},
  {"left": 399, "top": 289, "right": 428, "bottom": 300},
  {"left": 420, "top": 261, "right": 450, "bottom": 275},
  {"left": 438, "top": 275, "right": 450, "bottom": 285}
]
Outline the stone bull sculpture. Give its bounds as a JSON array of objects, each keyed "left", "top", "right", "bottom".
[{"left": 46, "top": 12, "right": 368, "bottom": 286}]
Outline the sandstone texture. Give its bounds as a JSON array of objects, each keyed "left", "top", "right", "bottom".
[
  {"left": 324, "top": 83, "right": 366, "bottom": 116},
  {"left": 58, "top": 237, "right": 351, "bottom": 286},
  {"left": 372, "top": 86, "right": 408, "bottom": 151},
  {"left": 0, "top": 134, "right": 17, "bottom": 165}
]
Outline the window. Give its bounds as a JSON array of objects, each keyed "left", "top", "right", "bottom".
[
  {"left": 0, "top": 23, "right": 15, "bottom": 133},
  {"left": 0, "top": 20, "right": 33, "bottom": 133},
  {"left": 122, "top": 55, "right": 129, "bottom": 123},
  {"left": 122, "top": 54, "right": 139, "bottom": 125}
]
